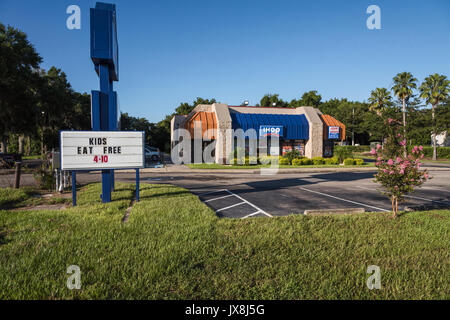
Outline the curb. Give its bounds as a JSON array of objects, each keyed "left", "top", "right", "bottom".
[{"left": 304, "top": 208, "right": 365, "bottom": 215}]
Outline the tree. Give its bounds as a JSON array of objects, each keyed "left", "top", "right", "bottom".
[
  {"left": 291, "top": 90, "right": 322, "bottom": 107},
  {"left": 419, "top": 73, "right": 450, "bottom": 160},
  {"left": 0, "top": 23, "right": 42, "bottom": 153},
  {"left": 371, "top": 118, "right": 429, "bottom": 218},
  {"left": 175, "top": 97, "right": 217, "bottom": 115},
  {"left": 368, "top": 88, "right": 392, "bottom": 117},
  {"left": 392, "top": 72, "right": 417, "bottom": 154},
  {"left": 260, "top": 94, "right": 288, "bottom": 107},
  {"left": 37, "top": 67, "right": 74, "bottom": 153}
]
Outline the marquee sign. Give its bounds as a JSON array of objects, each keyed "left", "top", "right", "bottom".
[
  {"left": 328, "top": 126, "right": 340, "bottom": 140},
  {"left": 60, "top": 131, "right": 144, "bottom": 170},
  {"left": 259, "top": 125, "right": 283, "bottom": 138}
]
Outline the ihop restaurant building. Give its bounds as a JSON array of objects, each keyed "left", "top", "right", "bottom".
[{"left": 171, "top": 103, "right": 346, "bottom": 163}]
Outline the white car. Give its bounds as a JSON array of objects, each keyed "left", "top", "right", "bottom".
[{"left": 145, "top": 146, "right": 160, "bottom": 162}]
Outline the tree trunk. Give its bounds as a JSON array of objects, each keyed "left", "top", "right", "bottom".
[
  {"left": 392, "top": 196, "right": 398, "bottom": 218},
  {"left": 26, "top": 136, "right": 31, "bottom": 156},
  {"left": 18, "top": 135, "right": 24, "bottom": 154},
  {"left": 402, "top": 98, "right": 407, "bottom": 157},
  {"left": 432, "top": 105, "right": 437, "bottom": 161},
  {"left": 0, "top": 139, "right": 7, "bottom": 153}
]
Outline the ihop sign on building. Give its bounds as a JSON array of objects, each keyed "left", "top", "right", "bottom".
[{"left": 259, "top": 125, "right": 284, "bottom": 138}]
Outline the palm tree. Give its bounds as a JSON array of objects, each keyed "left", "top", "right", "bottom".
[
  {"left": 419, "top": 73, "right": 450, "bottom": 160},
  {"left": 392, "top": 72, "right": 417, "bottom": 155},
  {"left": 368, "top": 88, "right": 392, "bottom": 117}
]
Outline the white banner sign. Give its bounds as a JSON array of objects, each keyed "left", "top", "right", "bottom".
[{"left": 60, "top": 131, "right": 144, "bottom": 170}]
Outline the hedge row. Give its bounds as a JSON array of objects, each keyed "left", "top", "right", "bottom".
[
  {"left": 231, "top": 156, "right": 365, "bottom": 166},
  {"left": 406, "top": 146, "right": 450, "bottom": 159}
]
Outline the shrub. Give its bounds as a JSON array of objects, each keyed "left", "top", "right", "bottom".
[
  {"left": 325, "top": 157, "right": 339, "bottom": 165},
  {"left": 292, "top": 158, "right": 302, "bottom": 166},
  {"left": 284, "top": 150, "right": 302, "bottom": 164},
  {"left": 407, "top": 146, "right": 450, "bottom": 159},
  {"left": 301, "top": 158, "right": 313, "bottom": 165},
  {"left": 343, "top": 158, "right": 355, "bottom": 165},
  {"left": 312, "top": 157, "right": 325, "bottom": 165},
  {"left": 33, "top": 165, "right": 54, "bottom": 190},
  {"left": 334, "top": 146, "right": 353, "bottom": 164},
  {"left": 279, "top": 157, "right": 290, "bottom": 165},
  {"left": 354, "top": 159, "right": 365, "bottom": 165}
]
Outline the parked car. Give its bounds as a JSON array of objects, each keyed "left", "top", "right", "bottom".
[{"left": 145, "top": 146, "right": 160, "bottom": 161}]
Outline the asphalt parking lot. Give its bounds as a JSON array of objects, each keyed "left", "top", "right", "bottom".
[
  {"left": 177, "top": 171, "right": 450, "bottom": 218},
  {"left": 5, "top": 164, "right": 450, "bottom": 218},
  {"left": 131, "top": 166, "right": 450, "bottom": 218}
]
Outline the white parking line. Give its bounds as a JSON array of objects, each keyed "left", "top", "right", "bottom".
[
  {"left": 356, "top": 186, "right": 450, "bottom": 205},
  {"left": 216, "top": 202, "right": 246, "bottom": 212},
  {"left": 224, "top": 189, "right": 273, "bottom": 217},
  {"left": 242, "top": 211, "right": 261, "bottom": 219},
  {"left": 204, "top": 194, "right": 234, "bottom": 203},
  {"left": 299, "top": 187, "right": 390, "bottom": 212}
]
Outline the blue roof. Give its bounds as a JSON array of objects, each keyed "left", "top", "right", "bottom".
[{"left": 230, "top": 113, "right": 309, "bottom": 140}]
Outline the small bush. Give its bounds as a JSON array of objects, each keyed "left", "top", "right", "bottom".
[
  {"left": 354, "top": 159, "right": 365, "bottom": 165},
  {"left": 325, "top": 157, "right": 340, "bottom": 165},
  {"left": 284, "top": 150, "right": 302, "bottom": 164},
  {"left": 279, "top": 157, "right": 290, "bottom": 165},
  {"left": 301, "top": 158, "right": 313, "bottom": 165},
  {"left": 312, "top": 157, "right": 325, "bottom": 165},
  {"left": 343, "top": 158, "right": 355, "bottom": 165},
  {"left": 334, "top": 146, "right": 353, "bottom": 164},
  {"left": 33, "top": 166, "right": 54, "bottom": 190},
  {"left": 292, "top": 158, "right": 302, "bottom": 166}
]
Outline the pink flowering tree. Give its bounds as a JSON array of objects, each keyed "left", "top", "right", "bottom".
[{"left": 371, "top": 118, "right": 430, "bottom": 218}]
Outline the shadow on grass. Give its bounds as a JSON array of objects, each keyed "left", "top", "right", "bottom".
[{"left": 0, "top": 227, "right": 11, "bottom": 246}]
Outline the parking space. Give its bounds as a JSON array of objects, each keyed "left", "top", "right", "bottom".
[{"left": 194, "top": 189, "right": 272, "bottom": 218}]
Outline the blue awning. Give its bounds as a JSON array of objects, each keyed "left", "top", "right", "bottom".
[{"left": 230, "top": 113, "right": 309, "bottom": 140}]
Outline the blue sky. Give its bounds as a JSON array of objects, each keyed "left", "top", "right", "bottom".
[{"left": 1, "top": 0, "right": 449, "bottom": 123}]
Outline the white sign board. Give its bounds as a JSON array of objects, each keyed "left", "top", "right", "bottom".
[{"left": 60, "top": 131, "right": 144, "bottom": 170}]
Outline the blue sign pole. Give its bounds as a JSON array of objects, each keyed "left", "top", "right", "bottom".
[
  {"left": 72, "top": 171, "right": 77, "bottom": 207},
  {"left": 136, "top": 169, "right": 140, "bottom": 202},
  {"left": 90, "top": 2, "right": 119, "bottom": 203}
]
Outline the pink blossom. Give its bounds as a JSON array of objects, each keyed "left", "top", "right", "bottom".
[
  {"left": 387, "top": 159, "right": 394, "bottom": 165},
  {"left": 424, "top": 173, "right": 429, "bottom": 179},
  {"left": 396, "top": 157, "right": 402, "bottom": 163},
  {"left": 370, "top": 148, "right": 376, "bottom": 155},
  {"left": 388, "top": 118, "right": 393, "bottom": 124},
  {"left": 399, "top": 169, "right": 404, "bottom": 174},
  {"left": 376, "top": 144, "right": 381, "bottom": 150},
  {"left": 377, "top": 157, "right": 382, "bottom": 161},
  {"left": 419, "top": 145, "right": 423, "bottom": 151},
  {"left": 420, "top": 154, "right": 424, "bottom": 159},
  {"left": 383, "top": 169, "right": 388, "bottom": 173},
  {"left": 389, "top": 171, "right": 394, "bottom": 175},
  {"left": 399, "top": 139, "right": 406, "bottom": 146}
]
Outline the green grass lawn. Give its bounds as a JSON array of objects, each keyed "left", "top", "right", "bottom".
[
  {"left": 187, "top": 163, "right": 374, "bottom": 169},
  {"left": 0, "top": 183, "right": 448, "bottom": 299}
]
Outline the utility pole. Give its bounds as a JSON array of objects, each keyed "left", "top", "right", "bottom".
[{"left": 352, "top": 107, "right": 355, "bottom": 146}]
